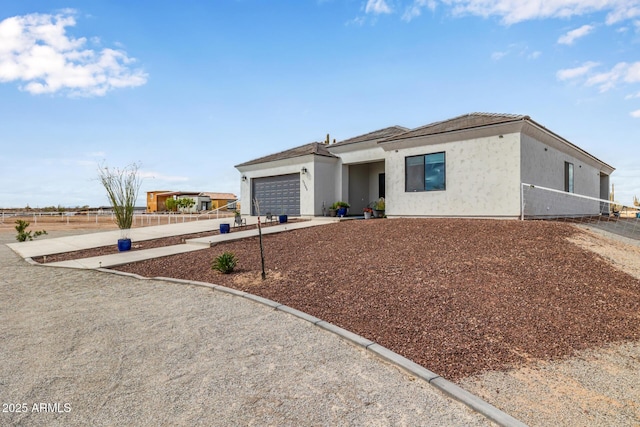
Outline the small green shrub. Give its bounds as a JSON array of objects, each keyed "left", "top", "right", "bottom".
[
  {"left": 15, "top": 219, "right": 47, "bottom": 242},
  {"left": 212, "top": 251, "right": 237, "bottom": 274}
]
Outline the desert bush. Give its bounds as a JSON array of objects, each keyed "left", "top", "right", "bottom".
[
  {"left": 212, "top": 251, "right": 237, "bottom": 274},
  {"left": 97, "top": 162, "right": 142, "bottom": 232},
  {"left": 15, "top": 219, "right": 47, "bottom": 242}
]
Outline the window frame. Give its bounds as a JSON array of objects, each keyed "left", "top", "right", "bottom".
[
  {"left": 564, "top": 161, "right": 574, "bottom": 193},
  {"left": 405, "top": 152, "right": 446, "bottom": 192}
]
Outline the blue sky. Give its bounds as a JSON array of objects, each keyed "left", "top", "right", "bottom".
[{"left": 1, "top": 0, "right": 639, "bottom": 208}]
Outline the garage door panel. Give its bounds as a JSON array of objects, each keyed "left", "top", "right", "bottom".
[{"left": 251, "top": 174, "right": 300, "bottom": 216}]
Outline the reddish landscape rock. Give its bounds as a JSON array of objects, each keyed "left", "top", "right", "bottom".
[{"left": 106, "top": 219, "right": 639, "bottom": 380}]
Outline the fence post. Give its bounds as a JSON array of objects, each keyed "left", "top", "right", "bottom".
[{"left": 520, "top": 183, "right": 524, "bottom": 221}]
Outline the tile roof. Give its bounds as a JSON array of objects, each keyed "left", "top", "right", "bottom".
[
  {"left": 152, "top": 191, "right": 236, "bottom": 199},
  {"left": 235, "top": 141, "right": 337, "bottom": 167},
  {"left": 203, "top": 192, "right": 238, "bottom": 200},
  {"left": 154, "top": 191, "right": 203, "bottom": 197},
  {"left": 380, "top": 112, "right": 614, "bottom": 171},
  {"left": 381, "top": 113, "right": 528, "bottom": 142},
  {"left": 331, "top": 126, "right": 410, "bottom": 147}
]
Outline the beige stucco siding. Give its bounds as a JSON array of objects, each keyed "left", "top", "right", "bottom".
[
  {"left": 385, "top": 134, "right": 521, "bottom": 217},
  {"left": 521, "top": 134, "right": 602, "bottom": 217},
  {"left": 237, "top": 154, "right": 339, "bottom": 216},
  {"left": 520, "top": 134, "right": 600, "bottom": 198},
  {"left": 237, "top": 156, "right": 312, "bottom": 216},
  {"left": 313, "top": 156, "right": 340, "bottom": 215}
]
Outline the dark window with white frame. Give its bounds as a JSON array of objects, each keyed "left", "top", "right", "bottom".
[
  {"left": 564, "top": 161, "right": 574, "bottom": 193},
  {"left": 406, "top": 152, "right": 446, "bottom": 192}
]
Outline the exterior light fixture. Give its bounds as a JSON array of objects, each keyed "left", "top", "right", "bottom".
[
  {"left": 301, "top": 167, "right": 308, "bottom": 174},
  {"left": 241, "top": 175, "right": 247, "bottom": 182}
]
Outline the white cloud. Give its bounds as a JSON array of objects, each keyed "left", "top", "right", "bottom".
[
  {"left": 586, "top": 62, "right": 637, "bottom": 91},
  {"left": 361, "top": 0, "right": 640, "bottom": 26},
  {"left": 402, "top": 0, "right": 437, "bottom": 21},
  {"left": 558, "top": 24, "right": 595, "bottom": 45},
  {"left": 87, "top": 151, "right": 106, "bottom": 158},
  {"left": 556, "top": 61, "right": 600, "bottom": 80},
  {"left": 490, "top": 43, "right": 538, "bottom": 61},
  {"left": 346, "top": 15, "right": 367, "bottom": 26},
  {"left": 630, "top": 109, "right": 640, "bottom": 117},
  {"left": 365, "top": 0, "right": 392, "bottom": 14},
  {"left": 604, "top": 4, "right": 640, "bottom": 24},
  {"left": 491, "top": 50, "right": 508, "bottom": 60},
  {"left": 558, "top": 61, "right": 640, "bottom": 92},
  {"left": 139, "top": 171, "right": 189, "bottom": 182},
  {"left": 625, "top": 62, "right": 640, "bottom": 83},
  {"left": 439, "top": 0, "right": 640, "bottom": 25},
  {"left": 0, "top": 10, "right": 147, "bottom": 97}
]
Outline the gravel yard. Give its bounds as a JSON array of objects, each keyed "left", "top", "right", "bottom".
[
  {"left": 9, "top": 218, "right": 640, "bottom": 426},
  {"left": 114, "top": 219, "right": 640, "bottom": 382},
  {"left": 1, "top": 229, "right": 492, "bottom": 427}
]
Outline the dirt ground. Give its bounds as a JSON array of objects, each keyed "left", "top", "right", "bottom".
[
  {"left": 112, "top": 219, "right": 640, "bottom": 382},
  {"left": 5, "top": 218, "right": 640, "bottom": 425},
  {"left": 0, "top": 232, "right": 491, "bottom": 426},
  {"left": 0, "top": 213, "right": 233, "bottom": 233},
  {"left": 568, "top": 226, "right": 640, "bottom": 280}
]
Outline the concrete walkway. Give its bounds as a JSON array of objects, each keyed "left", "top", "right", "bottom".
[{"left": 8, "top": 217, "right": 338, "bottom": 269}]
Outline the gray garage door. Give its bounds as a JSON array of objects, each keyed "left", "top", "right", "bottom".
[{"left": 251, "top": 174, "right": 300, "bottom": 216}]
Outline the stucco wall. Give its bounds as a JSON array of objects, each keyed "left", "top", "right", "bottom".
[
  {"left": 237, "top": 156, "right": 316, "bottom": 216},
  {"left": 385, "top": 134, "right": 521, "bottom": 217},
  {"left": 332, "top": 145, "right": 385, "bottom": 164},
  {"left": 313, "top": 157, "right": 339, "bottom": 215},
  {"left": 521, "top": 134, "right": 600, "bottom": 197},
  {"left": 521, "top": 134, "right": 602, "bottom": 216}
]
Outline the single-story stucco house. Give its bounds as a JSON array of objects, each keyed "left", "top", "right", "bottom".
[
  {"left": 235, "top": 113, "right": 615, "bottom": 218},
  {"left": 146, "top": 191, "right": 213, "bottom": 213}
]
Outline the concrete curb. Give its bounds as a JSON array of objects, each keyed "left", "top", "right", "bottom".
[
  {"left": 104, "top": 273, "right": 527, "bottom": 427},
  {"left": 367, "top": 343, "right": 440, "bottom": 382}
]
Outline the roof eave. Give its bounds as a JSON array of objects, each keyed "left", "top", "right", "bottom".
[
  {"left": 378, "top": 116, "right": 527, "bottom": 145},
  {"left": 236, "top": 151, "right": 337, "bottom": 171},
  {"left": 523, "top": 119, "right": 615, "bottom": 174}
]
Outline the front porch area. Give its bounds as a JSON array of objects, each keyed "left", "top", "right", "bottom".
[{"left": 344, "top": 160, "right": 385, "bottom": 214}]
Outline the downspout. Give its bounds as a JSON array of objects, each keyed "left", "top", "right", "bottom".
[{"left": 520, "top": 183, "right": 525, "bottom": 221}]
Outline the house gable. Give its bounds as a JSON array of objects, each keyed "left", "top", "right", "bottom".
[{"left": 330, "top": 126, "right": 409, "bottom": 149}]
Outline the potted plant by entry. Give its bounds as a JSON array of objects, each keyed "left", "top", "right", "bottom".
[
  {"left": 329, "top": 202, "right": 339, "bottom": 217},
  {"left": 363, "top": 207, "right": 373, "bottom": 219},
  {"left": 98, "top": 162, "right": 142, "bottom": 252},
  {"left": 373, "top": 197, "right": 385, "bottom": 218},
  {"left": 278, "top": 203, "right": 288, "bottom": 223},
  {"left": 335, "top": 201, "right": 350, "bottom": 217}
]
